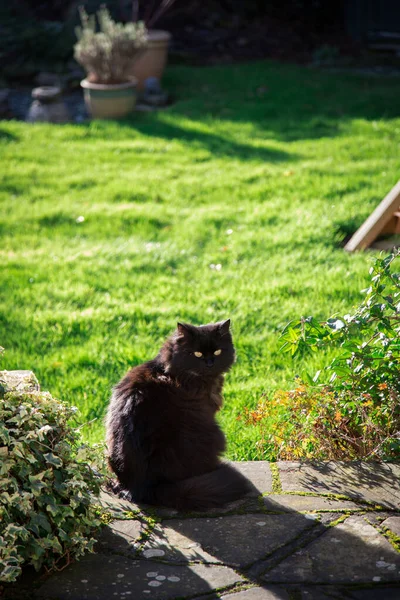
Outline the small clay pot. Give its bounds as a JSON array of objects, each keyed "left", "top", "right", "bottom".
[
  {"left": 80, "top": 79, "right": 137, "bottom": 119},
  {"left": 130, "top": 30, "right": 171, "bottom": 90}
]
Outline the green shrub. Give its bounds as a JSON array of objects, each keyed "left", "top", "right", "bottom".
[
  {"left": 0, "top": 387, "right": 105, "bottom": 583},
  {"left": 245, "top": 250, "right": 400, "bottom": 461}
]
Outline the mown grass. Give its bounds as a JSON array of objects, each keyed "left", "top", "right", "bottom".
[{"left": 1, "top": 61, "right": 400, "bottom": 459}]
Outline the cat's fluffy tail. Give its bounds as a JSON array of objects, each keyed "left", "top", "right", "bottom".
[{"left": 136, "top": 463, "right": 251, "bottom": 511}]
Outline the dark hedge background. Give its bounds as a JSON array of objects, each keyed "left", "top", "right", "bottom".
[
  {"left": 0, "top": 1, "right": 349, "bottom": 80},
  {"left": 3, "top": 1, "right": 400, "bottom": 81}
]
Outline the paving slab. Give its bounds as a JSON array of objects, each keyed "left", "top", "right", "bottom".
[
  {"left": 95, "top": 518, "right": 145, "bottom": 554},
  {"left": 35, "top": 554, "right": 242, "bottom": 600},
  {"left": 220, "top": 586, "right": 290, "bottom": 599},
  {"left": 142, "top": 522, "right": 219, "bottom": 564},
  {"left": 142, "top": 514, "right": 316, "bottom": 568},
  {"left": 347, "top": 586, "right": 400, "bottom": 600},
  {"left": 382, "top": 516, "right": 400, "bottom": 537},
  {"left": 262, "top": 494, "right": 359, "bottom": 513},
  {"left": 262, "top": 515, "right": 400, "bottom": 585},
  {"left": 278, "top": 461, "right": 400, "bottom": 509},
  {"left": 98, "top": 460, "right": 269, "bottom": 519},
  {"left": 289, "top": 587, "right": 347, "bottom": 600},
  {"left": 99, "top": 488, "right": 181, "bottom": 518},
  {"left": 195, "top": 586, "right": 345, "bottom": 599},
  {"left": 99, "top": 490, "right": 141, "bottom": 517},
  {"left": 188, "top": 496, "right": 261, "bottom": 517},
  {"left": 232, "top": 461, "right": 272, "bottom": 495},
  {"left": 192, "top": 587, "right": 291, "bottom": 600}
]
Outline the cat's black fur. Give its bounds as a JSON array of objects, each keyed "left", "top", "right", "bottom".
[{"left": 105, "top": 320, "right": 251, "bottom": 511}]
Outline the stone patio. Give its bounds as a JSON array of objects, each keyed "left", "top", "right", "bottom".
[
  {"left": 4, "top": 460, "right": 398, "bottom": 600},
  {"left": 2, "top": 371, "right": 400, "bottom": 599}
]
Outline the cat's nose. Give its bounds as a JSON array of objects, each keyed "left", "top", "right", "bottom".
[{"left": 205, "top": 358, "right": 214, "bottom": 368}]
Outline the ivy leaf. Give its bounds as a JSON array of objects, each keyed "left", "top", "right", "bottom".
[
  {"left": 29, "top": 513, "right": 52, "bottom": 534},
  {"left": 0, "top": 565, "right": 22, "bottom": 582},
  {"left": 6, "top": 525, "right": 30, "bottom": 541},
  {"left": 28, "top": 475, "right": 47, "bottom": 494},
  {"left": 43, "top": 452, "right": 63, "bottom": 468}
]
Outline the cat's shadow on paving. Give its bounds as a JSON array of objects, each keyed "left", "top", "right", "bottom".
[{"left": 25, "top": 461, "right": 400, "bottom": 600}]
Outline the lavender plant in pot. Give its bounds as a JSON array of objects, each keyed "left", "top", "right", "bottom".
[{"left": 74, "top": 6, "right": 147, "bottom": 119}]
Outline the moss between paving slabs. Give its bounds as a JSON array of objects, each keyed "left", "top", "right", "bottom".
[
  {"left": 264, "top": 489, "right": 389, "bottom": 513},
  {"left": 269, "top": 463, "right": 283, "bottom": 494},
  {"left": 380, "top": 527, "right": 400, "bottom": 553}
]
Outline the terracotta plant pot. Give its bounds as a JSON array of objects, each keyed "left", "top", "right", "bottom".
[
  {"left": 80, "top": 79, "right": 137, "bottom": 119},
  {"left": 130, "top": 30, "right": 171, "bottom": 90}
]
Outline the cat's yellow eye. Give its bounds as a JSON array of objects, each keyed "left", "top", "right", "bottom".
[
  {"left": 214, "top": 349, "right": 222, "bottom": 356},
  {"left": 194, "top": 351, "right": 203, "bottom": 358}
]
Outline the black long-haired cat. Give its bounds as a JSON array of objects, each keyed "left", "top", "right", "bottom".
[{"left": 106, "top": 319, "right": 250, "bottom": 511}]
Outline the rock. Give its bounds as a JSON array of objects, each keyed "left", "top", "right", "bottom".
[
  {"left": 140, "top": 77, "right": 169, "bottom": 107},
  {"left": 135, "top": 103, "right": 158, "bottom": 112},
  {"left": 144, "top": 77, "right": 162, "bottom": 93},
  {"left": 141, "top": 90, "right": 170, "bottom": 107},
  {"left": 27, "top": 87, "right": 70, "bottom": 123},
  {"left": 27, "top": 100, "right": 70, "bottom": 123}
]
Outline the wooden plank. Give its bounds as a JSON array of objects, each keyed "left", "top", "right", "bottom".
[
  {"left": 344, "top": 180, "right": 400, "bottom": 252},
  {"left": 380, "top": 215, "right": 398, "bottom": 235}
]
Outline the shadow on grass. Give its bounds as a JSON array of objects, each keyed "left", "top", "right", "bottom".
[
  {"left": 66, "top": 69, "right": 400, "bottom": 167},
  {"left": 121, "top": 63, "right": 400, "bottom": 147},
  {"left": 69, "top": 117, "right": 298, "bottom": 163},
  {"left": 121, "top": 118, "right": 297, "bottom": 163},
  {"left": 333, "top": 217, "right": 364, "bottom": 247},
  {"left": 57, "top": 62, "right": 400, "bottom": 169},
  {"left": 0, "top": 128, "right": 19, "bottom": 143}
]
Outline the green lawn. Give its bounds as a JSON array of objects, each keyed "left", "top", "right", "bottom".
[{"left": 2, "top": 61, "right": 400, "bottom": 459}]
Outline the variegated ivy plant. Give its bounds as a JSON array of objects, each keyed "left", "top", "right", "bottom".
[{"left": 0, "top": 387, "right": 105, "bottom": 583}]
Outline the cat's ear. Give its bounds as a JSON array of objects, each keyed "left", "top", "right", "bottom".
[
  {"left": 217, "top": 319, "right": 231, "bottom": 336},
  {"left": 177, "top": 322, "right": 195, "bottom": 339}
]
